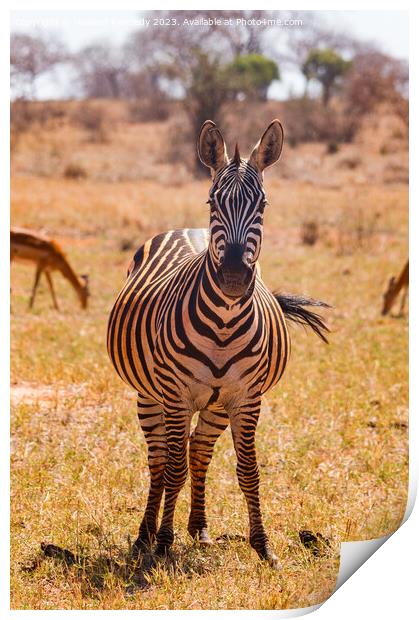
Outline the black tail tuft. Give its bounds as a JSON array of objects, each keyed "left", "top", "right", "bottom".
[{"left": 274, "top": 293, "right": 331, "bottom": 343}]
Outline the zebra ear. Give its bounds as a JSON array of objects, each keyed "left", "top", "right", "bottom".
[
  {"left": 249, "top": 120, "right": 284, "bottom": 172},
  {"left": 197, "top": 120, "right": 228, "bottom": 174}
]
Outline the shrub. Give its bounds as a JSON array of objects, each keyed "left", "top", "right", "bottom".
[
  {"left": 128, "top": 98, "right": 170, "bottom": 123},
  {"left": 287, "top": 135, "right": 298, "bottom": 149},
  {"left": 63, "top": 163, "right": 87, "bottom": 179},
  {"left": 327, "top": 141, "right": 340, "bottom": 155},
  {"left": 281, "top": 98, "right": 357, "bottom": 145},
  {"left": 380, "top": 143, "right": 391, "bottom": 156},
  {"left": 337, "top": 154, "right": 361, "bottom": 170},
  {"left": 72, "top": 104, "right": 107, "bottom": 143},
  {"left": 344, "top": 51, "right": 408, "bottom": 122},
  {"left": 300, "top": 220, "right": 319, "bottom": 246}
]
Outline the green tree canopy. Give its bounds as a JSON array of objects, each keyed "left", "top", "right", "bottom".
[
  {"left": 225, "top": 54, "right": 280, "bottom": 101},
  {"left": 302, "top": 48, "right": 351, "bottom": 106}
]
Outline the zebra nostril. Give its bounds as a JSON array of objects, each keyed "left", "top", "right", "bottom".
[
  {"left": 244, "top": 250, "right": 253, "bottom": 265},
  {"left": 244, "top": 270, "right": 253, "bottom": 287}
]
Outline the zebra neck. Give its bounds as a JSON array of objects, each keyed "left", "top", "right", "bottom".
[{"left": 199, "top": 250, "right": 255, "bottom": 319}]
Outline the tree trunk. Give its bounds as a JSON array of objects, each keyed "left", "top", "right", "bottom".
[{"left": 322, "top": 83, "right": 331, "bottom": 107}]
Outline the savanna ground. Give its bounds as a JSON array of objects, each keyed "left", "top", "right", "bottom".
[{"left": 10, "top": 100, "right": 408, "bottom": 609}]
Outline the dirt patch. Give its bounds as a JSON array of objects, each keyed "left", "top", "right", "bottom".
[{"left": 10, "top": 382, "right": 87, "bottom": 407}]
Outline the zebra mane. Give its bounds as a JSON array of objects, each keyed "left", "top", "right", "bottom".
[{"left": 232, "top": 143, "right": 241, "bottom": 166}]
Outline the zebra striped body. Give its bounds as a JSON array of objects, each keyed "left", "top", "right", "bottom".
[
  {"left": 107, "top": 120, "right": 328, "bottom": 566},
  {"left": 108, "top": 228, "right": 289, "bottom": 412}
]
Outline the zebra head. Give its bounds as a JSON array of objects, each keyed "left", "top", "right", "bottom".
[{"left": 198, "top": 119, "right": 284, "bottom": 299}]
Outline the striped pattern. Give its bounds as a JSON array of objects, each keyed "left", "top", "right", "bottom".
[{"left": 107, "top": 158, "right": 290, "bottom": 566}]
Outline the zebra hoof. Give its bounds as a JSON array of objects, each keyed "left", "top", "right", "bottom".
[
  {"left": 154, "top": 543, "right": 171, "bottom": 557},
  {"left": 188, "top": 525, "right": 213, "bottom": 545},
  {"left": 258, "top": 549, "right": 281, "bottom": 570},
  {"left": 253, "top": 542, "right": 282, "bottom": 570},
  {"left": 266, "top": 552, "right": 281, "bottom": 570},
  {"left": 133, "top": 537, "right": 153, "bottom": 555},
  {"left": 197, "top": 529, "right": 213, "bottom": 546}
]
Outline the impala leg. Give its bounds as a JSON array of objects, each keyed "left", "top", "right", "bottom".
[
  {"left": 155, "top": 406, "right": 191, "bottom": 555},
  {"left": 230, "top": 398, "right": 279, "bottom": 568},
  {"left": 398, "top": 286, "right": 408, "bottom": 316},
  {"left": 29, "top": 263, "right": 43, "bottom": 309},
  {"left": 45, "top": 271, "right": 59, "bottom": 310},
  {"left": 134, "top": 397, "right": 167, "bottom": 551},
  {"left": 188, "top": 408, "right": 229, "bottom": 544}
]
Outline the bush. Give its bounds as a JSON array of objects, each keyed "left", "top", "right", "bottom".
[
  {"left": 380, "top": 143, "right": 391, "bottom": 156},
  {"left": 327, "top": 141, "right": 340, "bottom": 154},
  {"left": 164, "top": 112, "right": 195, "bottom": 170},
  {"left": 344, "top": 52, "right": 408, "bottom": 122},
  {"left": 281, "top": 98, "right": 357, "bottom": 145},
  {"left": 300, "top": 220, "right": 319, "bottom": 246},
  {"left": 221, "top": 100, "right": 284, "bottom": 154},
  {"left": 72, "top": 104, "right": 107, "bottom": 143},
  {"left": 287, "top": 135, "right": 298, "bottom": 149},
  {"left": 337, "top": 154, "right": 361, "bottom": 170},
  {"left": 128, "top": 98, "right": 169, "bottom": 123},
  {"left": 63, "top": 163, "right": 87, "bottom": 179},
  {"left": 10, "top": 100, "right": 32, "bottom": 154}
]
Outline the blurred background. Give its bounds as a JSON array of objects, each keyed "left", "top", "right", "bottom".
[
  {"left": 11, "top": 9, "right": 408, "bottom": 183},
  {"left": 10, "top": 11, "right": 409, "bottom": 610}
]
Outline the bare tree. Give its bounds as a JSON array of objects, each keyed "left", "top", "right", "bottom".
[
  {"left": 10, "top": 31, "right": 67, "bottom": 99},
  {"left": 208, "top": 10, "right": 277, "bottom": 56},
  {"left": 276, "top": 11, "right": 361, "bottom": 70},
  {"left": 344, "top": 51, "right": 408, "bottom": 121},
  {"left": 74, "top": 41, "right": 129, "bottom": 98}
]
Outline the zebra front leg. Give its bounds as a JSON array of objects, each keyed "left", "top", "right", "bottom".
[
  {"left": 155, "top": 406, "right": 191, "bottom": 556},
  {"left": 134, "top": 397, "right": 167, "bottom": 552},
  {"left": 230, "top": 398, "right": 280, "bottom": 569},
  {"left": 188, "top": 408, "right": 229, "bottom": 544}
]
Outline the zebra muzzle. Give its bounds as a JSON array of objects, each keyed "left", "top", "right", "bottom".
[
  {"left": 217, "top": 264, "right": 253, "bottom": 298},
  {"left": 217, "top": 242, "right": 253, "bottom": 298}
]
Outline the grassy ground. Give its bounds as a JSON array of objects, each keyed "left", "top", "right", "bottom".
[{"left": 10, "top": 120, "right": 408, "bottom": 609}]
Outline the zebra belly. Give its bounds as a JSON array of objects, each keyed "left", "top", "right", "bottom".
[
  {"left": 110, "top": 323, "right": 284, "bottom": 411},
  {"left": 154, "top": 336, "right": 271, "bottom": 412},
  {"left": 187, "top": 373, "right": 257, "bottom": 411}
]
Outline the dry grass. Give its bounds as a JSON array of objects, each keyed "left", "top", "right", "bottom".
[{"left": 10, "top": 106, "right": 408, "bottom": 610}]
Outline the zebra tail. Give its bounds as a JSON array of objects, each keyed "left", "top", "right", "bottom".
[{"left": 274, "top": 293, "right": 331, "bottom": 343}]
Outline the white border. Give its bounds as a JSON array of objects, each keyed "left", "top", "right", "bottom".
[{"left": 2, "top": 2, "right": 415, "bottom": 618}]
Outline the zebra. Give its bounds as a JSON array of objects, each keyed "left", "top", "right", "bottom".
[{"left": 107, "top": 119, "right": 329, "bottom": 568}]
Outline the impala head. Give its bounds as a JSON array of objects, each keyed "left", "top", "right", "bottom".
[{"left": 198, "top": 119, "right": 284, "bottom": 299}]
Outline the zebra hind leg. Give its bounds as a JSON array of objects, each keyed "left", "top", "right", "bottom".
[
  {"left": 188, "top": 408, "right": 229, "bottom": 544},
  {"left": 134, "top": 397, "right": 167, "bottom": 553},
  {"left": 230, "top": 398, "right": 280, "bottom": 569}
]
